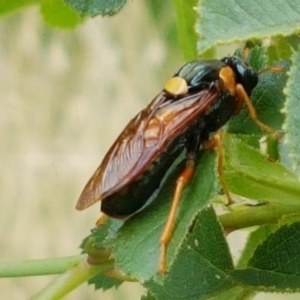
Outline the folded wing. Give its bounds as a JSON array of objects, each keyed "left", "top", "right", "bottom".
[{"left": 76, "top": 89, "right": 218, "bottom": 210}]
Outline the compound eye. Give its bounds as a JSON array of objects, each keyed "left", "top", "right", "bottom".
[
  {"left": 236, "top": 63, "right": 246, "bottom": 77},
  {"left": 164, "top": 77, "right": 188, "bottom": 96}
]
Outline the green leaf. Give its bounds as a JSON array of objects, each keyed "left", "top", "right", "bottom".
[
  {"left": 267, "top": 37, "right": 293, "bottom": 65},
  {"left": 141, "top": 291, "right": 157, "bottom": 300},
  {"left": 249, "top": 222, "right": 300, "bottom": 273},
  {"left": 113, "top": 151, "right": 218, "bottom": 282},
  {"left": 223, "top": 134, "right": 300, "bottom": 204},
  {"left": 0, "top": 0, "right": 38, "bottom": 15},
  {"left": 231, "top": 222, "right": 300, "bottom": 291},
  {"left": 81, "top": 218, "right": 123, "bottom": 253},
  {"left": 282, "top": 48, "right": 300, "bottom": 178},
  {"left": 286, "top": 35, "right": 300, "bottom": 51},
  {"left": 237, "top": 225, "right": 275, "bottom": 269},
  {"left": 242, "top": 46, "right": 266, "bottom": 72},
  {"left": 231, "top": 268, "right": 300, "bottom": 292},
  {"left": 40, "top": 0, "right": 82, "bottom": 28},
  {"left": 145, "top": 207, "right": 235, "bottom": 300},
  {"left": 64, "top": 0, "right": 126, "bottom": 17},
  {"left": 206, "top": 286, "right": 255, "bottom": 300},
  {"left": 197, "top": 0, "right": 300, "bottom": 54},
  {"left": 172, "top": 0, "right": 198, "bottom": 60},
  {"left": 88, "top": 273, "right": 123, "bottom": 291},
  {"left": 80, "top": 219, "right": 124, "bottom": 291}
]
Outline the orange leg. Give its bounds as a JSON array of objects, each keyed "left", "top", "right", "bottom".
[
  {"left": 243, "top": 48, "right": 250, "bottom": 61},
  {"left": 203, "top": 132, "right": 233, "bottom": 205},
  {"left": 235, "top": 84, "right": 283, "bottom": 139},
  {"left": 159, "top": 159, "right": 195, "bottom": 274},
  {"left": 95, "top": 214, "right": 109, "bottom": 227}
]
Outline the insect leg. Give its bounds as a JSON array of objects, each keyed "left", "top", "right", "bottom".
[
  {"left": 235, "top": 84, "right": 282, "bottom": 138},
  {"left": 203, "top": 131, "right": 233, "bottom": 205},
  {"left": 159, "top": 155, "right": 195, "bottom": 274},
  {"left": 95, "top": 214, "right": 109, "bottom": 227},
  {"left": 159, "top": 132, "right": 202, "bottom": 274}
]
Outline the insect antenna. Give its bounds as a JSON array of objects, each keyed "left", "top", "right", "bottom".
[{"left": 258, "top": 66, "right": 282, "bottom": 74}]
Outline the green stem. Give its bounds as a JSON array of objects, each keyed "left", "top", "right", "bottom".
[
  {"left": 30, "top": 257, "right": 113, "bottom": 300},
  {"left": 219, "top": 202, "right": 300, "bottom": 232},
  {"left": 0, "top": 255, "right": 83, "bottom": 277}
]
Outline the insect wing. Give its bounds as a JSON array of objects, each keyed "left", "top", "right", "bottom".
[
  {"left": 76, "top": 92, "right": 167, "bottom": 210},
  {"left": 76, "top": 89, "right": 218, "bottom": 210}
]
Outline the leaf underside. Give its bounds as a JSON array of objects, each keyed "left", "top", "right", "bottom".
[{"left": 197, "top": 0, "right": 300, "bottom": 54}]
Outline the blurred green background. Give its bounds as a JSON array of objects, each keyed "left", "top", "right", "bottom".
[
  {"left": 0, "top": 2, "right": 181, "bottom": 298},
  {"left": 0, "top": 2, "right": 299, "bottom": 299}
]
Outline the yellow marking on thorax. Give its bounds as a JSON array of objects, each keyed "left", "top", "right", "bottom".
[
  {"left": 164, "top": 77, "right": 188, "bottom": 96},
  {"left": 219, "top": 66, "right": 236, "bottom": 96}
]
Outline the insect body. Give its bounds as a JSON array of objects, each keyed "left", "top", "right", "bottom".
[{"left": 76, "top": 56, "right": 279, "bottom": 273}]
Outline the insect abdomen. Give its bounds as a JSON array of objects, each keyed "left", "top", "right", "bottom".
[{"left": 101, "top": 141, "right": 184, "bottom": 218}]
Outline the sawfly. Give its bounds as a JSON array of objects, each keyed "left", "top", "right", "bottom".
[{"left": 76, "top": 55, "right": 281, "bottom": 273}]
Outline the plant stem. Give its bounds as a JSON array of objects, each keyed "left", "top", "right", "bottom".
[
  {"left": 0, "top": 255, "right": 83, "bottom": 277},
  {"left": 30, "top": 257, "right": 114, "bottom": 300},
  {"left": 219, "top": 202, "right": 300, "bottom": 232}
]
